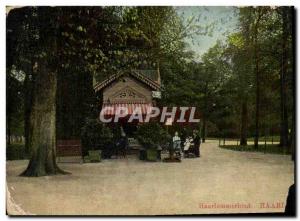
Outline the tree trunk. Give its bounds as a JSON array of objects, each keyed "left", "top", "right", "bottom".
[
  {"left": 21, "top": 61, "right": 67, "bottom": 177},
  {"left": 279, "top": 8, "right": 289, "bottom": 148},
  {"left": 24, "top": 72, "right": 30, "bottom": 152},
  {"left": 290, "top": 117, "right": 294, "bottom": 160},
  {"left": 202, "top": 81, "right": 208, "bottom": 143},
  {"left": 202, "top": 118, "right": 206, "bottom": 143},
  {"left": 289, "top": 7, "right": 295, "bottom": 160},
  {"left": 240, "top": 101, "right": 248, "bottom": 146},
  {"left": 254, "top": 58, "right": 260, "bottom": 149},
  {"left": 254, "top": 15, "right": 261, "bottom": 150},
  {"left": 24, "top": 61, "right": 34, "bottom": 154}
]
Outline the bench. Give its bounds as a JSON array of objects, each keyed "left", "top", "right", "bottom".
[
  {"left": 56, "top": 139, "right": 83, "bottom": 163},
  {"left": 128, "top": 137, "right": 142, "bottom": 149}
]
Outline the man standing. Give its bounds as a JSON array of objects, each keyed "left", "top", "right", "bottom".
[{"left": 193, "top": 130, "right": 201, "bottom": 157}]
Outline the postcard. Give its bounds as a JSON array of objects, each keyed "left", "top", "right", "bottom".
[{"left": 6, "top": 6, "right": 295, "bottom": 216}]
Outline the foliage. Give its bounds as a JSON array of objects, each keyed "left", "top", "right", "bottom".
[
  {"left": 136, "top": 122, "right": 170, "bottom": 150},
  {"left": 6, "top": 68, "right": 25, "bottom": 138},
  {"left": 6, "top": 6, "right": 208, "bottom": 140},
  {"left": 197, "top": 6, "right": 294, "bottom": 145},
  {"left": 81, "top": 118, "right": 113, "bottom": 151},
  {"left": 7, "top": 144, "right": 28, "bottom": 160},
  {"left": 6, "top": 6, "right": 294, "bottom": 162}
]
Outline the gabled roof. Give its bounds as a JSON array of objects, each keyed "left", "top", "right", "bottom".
[{"left": 94, "top": 70, "right": 161, "bottom": 92}]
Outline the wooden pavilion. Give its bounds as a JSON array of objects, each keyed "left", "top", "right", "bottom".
[{"left": 94, "top": 69, "right": 161, "bottom": 138}]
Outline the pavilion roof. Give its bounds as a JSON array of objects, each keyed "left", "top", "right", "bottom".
[{"left": 94, "top": 69, "right": 161, "bottom": 92}]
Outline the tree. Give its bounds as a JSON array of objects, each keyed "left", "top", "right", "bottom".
[
  {"left": 197, "top": 6, "right": 294, "bottom": 149},
  {"left": 251, "top": 8, "right": 264, "bottom": 149},
  {"left": 6, "top": 68, "right": 24, "bottom": 144},
  {"left": 225, "top": 30, "right": 254, "bottom": 145},
  {"left": 200, "top": 42, "right": 230, "bottom": 142},
  {"left": 17, "top": 7, "right": 67, "bottom": 176},
  {"left": 277, "top": 7, "right": 293, "bottom": 148},
  {"left": 6, "top": 7, "right": 38, "bottom": 152}
]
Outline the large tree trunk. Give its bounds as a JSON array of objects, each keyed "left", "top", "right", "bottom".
[
  {"left": 240, "top": 101, "right": 248, "bottom": 146},
  {"left": 279, "top": 8, "right": 289, "bottom": 148},
  {"left": 21, "top": 61, "right": 66, "bottom": 176}
]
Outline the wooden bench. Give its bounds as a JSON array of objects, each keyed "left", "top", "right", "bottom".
[{"left": 56, "top": 139, "right": 83, "bottom": 163}]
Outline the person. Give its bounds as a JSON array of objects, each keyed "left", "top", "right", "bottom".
[
  {"left": 285, "top": 184, "right": 295, "bottom": 216},
  {"left": 193, "top": 130, "right": 200, "bottom": 157},
  {"left": 183, "top": 135, "right": 194, "bottom": 157},
  {"left": 116, "top": 127, "right": 128, "bottom": 158},
  {"left": 173, "top": 132, "right": 181, "bottom": 148},
  {"left": 157, "top": 145, "right": 162, "bottom": 160},
  {"left": 172, "top": 131, "right": 182, "bottom": 158},
  {"left": 120, "top": 126, "right": 126, "bottom": 137}
]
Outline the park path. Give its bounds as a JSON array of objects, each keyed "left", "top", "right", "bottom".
[{"left": 6, "top": 140, "right": 294, "bottom": 215}]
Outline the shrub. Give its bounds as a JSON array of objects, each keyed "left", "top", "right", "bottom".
[
  {"left": 136, "top": 122, "right": 170, "bottom": 150},
  {"left": 81, "top": 118, "right": 113, "bottom": 153},
  {"left": 110, "top": 123, "right": 122, "bottom": 143},
  {"left": 7, "top": 144, "right": 28, "bottom": 160}
]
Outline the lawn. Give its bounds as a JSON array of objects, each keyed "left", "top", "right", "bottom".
[
  {"left": 207, "top": 136, "right": 280, "bottom": 143},
  {"left": 219, "top": 144, "right": 290, "bottom": 155}
]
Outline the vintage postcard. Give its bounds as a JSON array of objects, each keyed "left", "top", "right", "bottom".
[{"left": 6, "top": 6, "right": 295, "bottom": 216}]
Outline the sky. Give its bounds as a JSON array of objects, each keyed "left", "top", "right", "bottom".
[{"left": 175, "top": 6, "right": 239, "bottom": 61}]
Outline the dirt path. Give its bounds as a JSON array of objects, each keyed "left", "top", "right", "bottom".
[{"left": 6, "top": 140, "right": 294, "bottom": 215}]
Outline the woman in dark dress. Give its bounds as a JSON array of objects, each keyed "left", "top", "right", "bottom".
[{"left": 193, "top": 130, "right": 201, "bottom": 157}]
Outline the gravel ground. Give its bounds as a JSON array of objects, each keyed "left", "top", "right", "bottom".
[{"left": 6, "top": 140, "right": 294, "bottom": 215}]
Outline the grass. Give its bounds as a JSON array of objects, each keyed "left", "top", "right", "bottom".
[
  {"left": 207, "top": 136, "right": 280, "bottom": 143},
  {"left": 247, "top": 136, "right": 280, "bottom": 142},
  {"left": 219, "top": 144, "right": 290, "bottom": 155},
  {"left": 6, "top": 143, "right": 28, "bottom": 160}
]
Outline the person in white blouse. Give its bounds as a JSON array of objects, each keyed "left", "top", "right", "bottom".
[
  {"left": 172, "top": 132, "right": 181, "bottom": 148},
  {"left": 172, "top": 132, "right": 182, "bottom": 158},
  {"left": 183, "top": 136, "right": 194, "bottom": 157}
]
